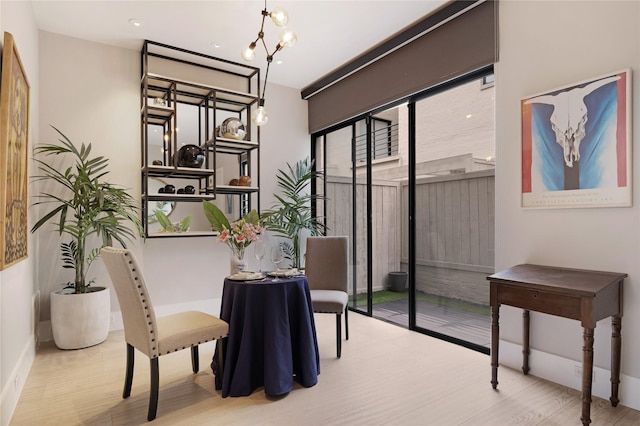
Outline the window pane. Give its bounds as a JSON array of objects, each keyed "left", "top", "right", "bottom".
[{"left": 412, "top": 76, "right": 494, "bottom": 348}]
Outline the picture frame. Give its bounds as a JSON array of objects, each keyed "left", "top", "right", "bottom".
[
  {"left": 0, "top": 32, "right": 30, "bottom": 269},
  {"left": 521, "top": 69, "right": 631, "bottom": 209}
]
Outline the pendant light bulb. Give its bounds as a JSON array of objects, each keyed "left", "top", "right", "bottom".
[
  {"left": 270, "top": 7, "right": 289, "bottom": 27},
  {"left": 278, "top": 28, "right": 297, "bottom": 48},
  {"left": 252, "top": 104, "right": 269, "bottom": 126},
  {"left": 241, "top": 42, "right": 256, "bottom": 61}
]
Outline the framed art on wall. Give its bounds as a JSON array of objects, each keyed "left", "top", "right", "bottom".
[
  {"left": 521, "top": 69, "right": 631, "bottom": 208},
  {"left": 0, "top": 32, "right": 30, "bottom": 269}
]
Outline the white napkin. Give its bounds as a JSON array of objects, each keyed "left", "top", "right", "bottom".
[
  {"left": 285, "top": 268, "right": 300, "bottom": 276},
  {"left": 229, "top": 271, "right": 263, "bottom": 280}
]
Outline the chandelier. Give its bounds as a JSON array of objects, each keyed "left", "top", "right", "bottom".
[{"left": 241, "top": 1, "right": 297, "bottom": 126}]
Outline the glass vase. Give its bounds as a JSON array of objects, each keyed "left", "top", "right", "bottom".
[{"left": 230, "top": 255, "right": 248, "bottom": 275}]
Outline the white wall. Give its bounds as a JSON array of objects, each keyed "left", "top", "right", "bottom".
[
  {"left": 37, "top": 32, "right": 309, "bottom": 319},
  {"left": 36, "top": 32, "right": 144, "bottom": 329},
  {"left": 0, "top": 2, "right": 40, "bottom": 424},
  {"left": 496, "top": 0, "right": 640, "bottom": 407}
]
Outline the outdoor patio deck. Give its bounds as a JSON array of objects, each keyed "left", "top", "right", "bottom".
[{"left": 370, "top": 294, "right": 491, "bottom": 349}]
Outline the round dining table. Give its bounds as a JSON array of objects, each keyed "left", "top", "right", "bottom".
[{"left": 211, "top": 274, "right": 320, "bottom": 397}]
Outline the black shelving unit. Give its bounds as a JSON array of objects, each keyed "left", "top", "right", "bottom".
[{"left": 141, "top": 40, "right": 261, "bottom": 238}]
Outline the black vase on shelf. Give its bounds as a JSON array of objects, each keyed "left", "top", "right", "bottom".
[{"left": 175, "top": 144, "right": 205, "bottom": 168}]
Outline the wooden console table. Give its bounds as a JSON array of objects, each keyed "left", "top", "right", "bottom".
[{"left": 487, "top": 264, "right": 626, "bottom": 426}]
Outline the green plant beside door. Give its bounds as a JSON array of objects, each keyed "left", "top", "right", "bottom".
[
  {"left": 31, "top": 126, "right": 144, "bottom": 349},
  {"left": 261, "top": 157, "right": 327, "bottom": 269}
]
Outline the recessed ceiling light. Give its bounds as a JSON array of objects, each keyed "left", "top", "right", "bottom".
[
  {"left": 276, "top": 60, "right": 283, "bottom": 65},
  {"left": 466, "top": 114, "right": 473, "bottom": 119},
  {"left": 129, "top": 18, "right": 142, "bottom": 27},
  {"left": 211, "top": 42, "right": 221, "bottom": 48}
]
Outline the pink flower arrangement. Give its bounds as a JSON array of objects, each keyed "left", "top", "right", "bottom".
[
  {"left": 217, "top": 219, "right": 264, "bottom": 259},
  {"left": 203, "top": 201, "right": 264, "bottom": 260}
]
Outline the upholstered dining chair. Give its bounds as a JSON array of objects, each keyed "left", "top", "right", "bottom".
[
  {"left": 100, "top": 247, "right": 229, "bottom": 421},
  {"left": 304, "top": 236, "right": 349, "bottom": 358}
]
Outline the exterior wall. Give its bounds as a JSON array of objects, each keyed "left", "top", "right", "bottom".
[
  {"left": 325, "top": 76, "right": 495, "bottom": 180},
  {"left": 327, "top": 169, "right": 494, "bottom": 306},
  {"left": 413, "top": 78, "right": 495, "bottom": 167},
  {"left": 408, "top": 170, "right": 495, "bottom": 306}
]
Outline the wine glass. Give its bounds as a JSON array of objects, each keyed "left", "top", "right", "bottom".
[
  {"left": 254, "top": 240, "right": 265, "bottom": 273},
  {"left": 270, "top": 246, "right": 284, "bottom": 281}
]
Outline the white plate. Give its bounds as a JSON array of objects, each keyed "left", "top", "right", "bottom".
[
  {"left": 227, "top": 272, "right": 265, "bottom": 281},
  {"left": 267, "top": 269, "right": 304, "bottom": 278}
]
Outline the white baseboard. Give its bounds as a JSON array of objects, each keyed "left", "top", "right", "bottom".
[
  {"left": 500, "top": 340, "right": 640, "bottom": 411},
  {"left": 1, "top": 335, "right": 36, "bottom": 426}
]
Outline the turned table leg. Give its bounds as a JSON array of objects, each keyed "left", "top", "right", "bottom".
[
  {"left": 610, "top": 315, "right": 621, "bottom": 407},
  {"left": 491, "top": 304, "right": 500, "bottom": 389},
  {"left": 581, "top": 327, "right": 595, "bottom": 426},
  {"left": 522, "top": 310, "right": 530, "bottom": 375}
]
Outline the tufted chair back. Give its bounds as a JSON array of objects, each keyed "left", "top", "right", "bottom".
[{"left": 101, "top": 246, "right": 160, "bottom": 358}]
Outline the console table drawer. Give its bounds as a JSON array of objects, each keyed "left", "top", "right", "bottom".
[{"left": 496, "top": 286, "right": 581, "bottom": 320}]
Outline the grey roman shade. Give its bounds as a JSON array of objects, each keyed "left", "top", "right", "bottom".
[{"left": 302, "top": 0, "right": 497, "bottom": 134}]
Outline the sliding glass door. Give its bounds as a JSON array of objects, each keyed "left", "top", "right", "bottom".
[
  {"left": 409, "top": 74, "right": 495, "bottom": 350},
  {"left": 312, "top": 68, "right": 494, "bottom": 352}
]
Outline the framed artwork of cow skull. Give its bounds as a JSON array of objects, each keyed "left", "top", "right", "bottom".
[{"left": 521, "top": 69, "right": 631, "bottom": 208}]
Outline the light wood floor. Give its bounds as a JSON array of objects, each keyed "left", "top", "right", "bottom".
[{"left": 11, "top": 312, "right": 640, "bottom": 425}]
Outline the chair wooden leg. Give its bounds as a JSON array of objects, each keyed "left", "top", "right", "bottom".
[
  {"left": 345, "top": 307, "right": 349, "bottom": 340},
  {"left": 123, "top": 343, "right": 134, "bottom": 399},
  {"left": 148, "top": 358, "right": 159, "bottom": 421},
  {"left": 191, "top": 346, "right": 199, "bottom": 374},
  {"left": 336, "top": 313, "right": 342, "bottom": 358}
]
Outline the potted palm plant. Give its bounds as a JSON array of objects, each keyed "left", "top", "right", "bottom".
[
  {"left": 261, "top": 157, "right": 326, "bottom": 269},
  {"left": 31, "top": 126, "right": 144, "bottom": 349}
]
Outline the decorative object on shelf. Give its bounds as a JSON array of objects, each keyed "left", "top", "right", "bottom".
[
  {"left": 229, "top": 178, "right": 240, "bottom": 186},
  {"left": 152, "top": 97, "right": 167, "bottom": 107},
  {"left": 202, "top": 201, "right": 264, "bottom": 274},
  {"left": 177, "top": 188, "right": 185, "bottom": 194},
  {"left": 160, "top": 184, "right": 175, "bottom": 194},
  {"left": 155, "top": 209, "right": 191, "bottom": 233},
  {"left": 262, "top": 157, "right": 327, "bottom": 269},
  {"left": 175, "top": 144, "right": 205, "bottom": 168},
  {"left": 152, "top": 160, "right": 163, "bottom": 166},
  {"left": 184, "top": 185, "right": 196, "bottom": 194},
  {"left": 239, "top": 175, "right": 252, "bottom": 186},
  {"left": 148, "top": 178, "right": 175, "bottom": 223},
  {"left": 219, "top": 117, "right": 246, "bottom": 140},
  {"left": 241, "top": 0, "right": 297, "bottom": 126}
]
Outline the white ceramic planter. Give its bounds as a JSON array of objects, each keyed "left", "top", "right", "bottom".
[{"left": 50, "top": 286, "right": 110, "bottom": 349}]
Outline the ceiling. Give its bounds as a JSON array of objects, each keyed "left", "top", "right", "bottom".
[{"left": 31, "top": 0, "right": 448, "bottom": 91}]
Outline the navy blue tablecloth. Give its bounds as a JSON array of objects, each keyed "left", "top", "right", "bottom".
[{"left": 212, "top": 276, "right": 320, "bottom": 397}]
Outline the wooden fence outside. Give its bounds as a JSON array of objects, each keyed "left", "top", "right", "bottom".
[{"left": 325, "top": 169, "right": 495, "bottom": 306}]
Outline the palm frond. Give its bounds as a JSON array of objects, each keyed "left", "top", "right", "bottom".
[
  {"left": 263, "top": 157, "right": 328, "bottom": 268},
  {"left": 30, "top": 126, "right": 144, "bottom": 293}
]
